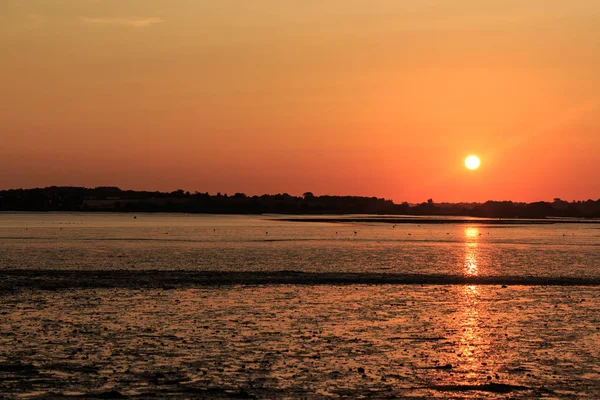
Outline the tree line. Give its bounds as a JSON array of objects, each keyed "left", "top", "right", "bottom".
[{"left": 0, "top": 186, "right": 599, "bottom": 218}]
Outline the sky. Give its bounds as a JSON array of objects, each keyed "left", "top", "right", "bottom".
[{"left": 1, "top": 0, "right": 599, "bottom": 202}]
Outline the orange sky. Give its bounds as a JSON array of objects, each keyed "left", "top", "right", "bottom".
[{"left": 1, "top": 1, "right": 599, "bottom": 202}]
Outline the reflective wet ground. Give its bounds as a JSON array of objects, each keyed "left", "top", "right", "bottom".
[
  {"left": 1, "top": 285, "right": 599, "bottom": 399},
  {"left": 1, "top": 213, "right": 600, "bottom": 281}
]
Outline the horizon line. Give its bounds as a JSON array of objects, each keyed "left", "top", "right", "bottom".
[{"left": 0, "top": 185, "right": 598, "bottom": 205}]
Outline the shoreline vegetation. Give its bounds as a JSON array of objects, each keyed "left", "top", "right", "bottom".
[{"left": 1, "top": 186, "right": 600, "bottom": 219}]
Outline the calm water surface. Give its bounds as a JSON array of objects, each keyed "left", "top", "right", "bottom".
[{"left": 1, "top": 213, "right": 599, "bottom": 279}]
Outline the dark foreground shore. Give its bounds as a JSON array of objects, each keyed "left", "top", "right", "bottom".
[
  {"left": 2, "top": 270, "right": 600, "bottom": 292},
  {"left": 1, "top": 285, "right": 599, "bottom": 398}
]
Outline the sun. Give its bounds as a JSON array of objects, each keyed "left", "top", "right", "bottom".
[{"left": 465, "top": 155, "right": 480, "bottom": 170}]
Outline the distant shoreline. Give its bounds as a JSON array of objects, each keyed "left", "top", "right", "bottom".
[
  {"left": 273, "top": 217, "right": 600, "bottom": 225},
  {"left": 2, "top": 187, "right": 600, "bottom": 218},
  {"left": 1, "top": 210, "right": 600, "bottom": 224}
]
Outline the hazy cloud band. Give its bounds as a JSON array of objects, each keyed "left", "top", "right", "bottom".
[{"left": 81, "top": 16, "right": 164, "bottom": 27}]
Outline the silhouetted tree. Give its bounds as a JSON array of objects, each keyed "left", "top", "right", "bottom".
[{"left": 2, "top": 187, "right": 600, "bottom": 217}]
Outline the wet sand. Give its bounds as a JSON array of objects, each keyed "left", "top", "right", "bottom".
[{"left": 1, "top": 284, "right": 599, "bottom": 399}]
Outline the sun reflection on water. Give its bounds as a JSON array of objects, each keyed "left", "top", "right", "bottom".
[
  {"left": 464, "top": 228, "right": 479, "bottom": 276},
  {"left": 458, "top": 284, "right": 483, "bottom": 381},
  {"left": 457, "top": 229, "right": 488, "bottom": 383}
]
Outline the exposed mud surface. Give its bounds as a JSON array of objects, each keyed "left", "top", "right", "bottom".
[
  {"left": 1, "top": 285, "right": 599, "bottom": 399},
  {"left": 3, "top": 270, "right": 600, "bottom": 292}
]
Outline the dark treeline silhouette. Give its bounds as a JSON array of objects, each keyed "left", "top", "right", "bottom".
[{"left": 0, "top": 187, "right": 599, "bottom": 218}]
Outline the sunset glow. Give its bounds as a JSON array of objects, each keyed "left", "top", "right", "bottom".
[
  {"left": 2, "top": 2, "right": 600, "bottom": 396},
  {"left": 1, "top": 1, "right": 599, "bottom": 202}
]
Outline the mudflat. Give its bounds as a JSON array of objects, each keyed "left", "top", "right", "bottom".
[{"left": 1, "top": 285, "right": 599, "bottom": 398}]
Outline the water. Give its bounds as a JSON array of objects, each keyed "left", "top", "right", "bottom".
[
  {"left": 1, "top": 212, "right": 599, "bottom": 398},
  {"left": 1, "top": 213, "right": 599, "bottom": 279}
]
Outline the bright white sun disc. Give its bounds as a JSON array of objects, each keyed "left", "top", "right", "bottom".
[{"left": 465, "top": 155, "right": 480, "bottom": 170}]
